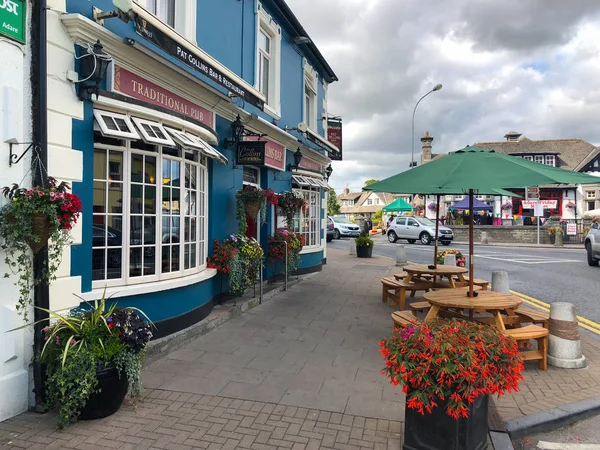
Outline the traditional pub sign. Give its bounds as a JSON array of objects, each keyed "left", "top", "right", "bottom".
[
  {"left": 239, "top": 136, "right": 286, "bottom": 171},
  {"left": 236, "top": 141, "right": 267, "bottom": 166},
  {"left": 327, "top": 119, "right": 342, "bottom": 161}
]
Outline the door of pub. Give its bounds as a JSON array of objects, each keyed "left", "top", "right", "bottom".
[{"left": 243, "top": 167, "right": 260, "bottom": 240}]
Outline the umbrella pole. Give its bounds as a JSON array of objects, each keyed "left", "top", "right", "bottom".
[
  {"left": 469, "top": 189, "right": 474, "bottom": 297},
  {"left": 434, "top": 194, "right": 440, "bottom": 268}
]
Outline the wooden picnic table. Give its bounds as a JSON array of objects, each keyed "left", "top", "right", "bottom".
[
  {"left": 423, "top": 289, "right": 522, "bottom": 330},
  {"left": 403, "top": 264, "right": 468, "bottom": 288}
]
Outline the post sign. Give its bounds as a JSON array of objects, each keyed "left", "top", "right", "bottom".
[
  {"left": 135, "top": 16, "right": 264, "bottom": 110},
  {"left": 526, "top": 187, "right": 540, "bottom": 200},
  {"left": 566, "top": 223, "right": 577, "bottom": 235},
  {"left": 327, "top": 119, "right": 342, "bottom": 161},
  {"left": 243, "top": 136, "right": 286, "bottom": 171},
  {"left": 236, "top": 141, "right": 267, "bottom": 166},
  {"left": 534, "top": 202, "right": 544, "bottom": 217},
  {"left": 0, "top": 0, "right": 26, "bottom": 44}
]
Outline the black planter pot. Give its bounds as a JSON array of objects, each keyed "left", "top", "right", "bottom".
[
  {"left": 403, "top": 394, "right": 489, "bottom": 450},
  {"left": 78, "top": 365, "right": 128, "bottom": 421},
  {"left": 356, "top": 246, "right": 373, "bottom": 258}
]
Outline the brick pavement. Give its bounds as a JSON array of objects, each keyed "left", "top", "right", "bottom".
[{"left": 1, "top": 246, "right": 599, "bottom": 448}]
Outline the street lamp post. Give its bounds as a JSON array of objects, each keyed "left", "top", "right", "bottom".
[{"left": 410, "top": 83, "right": 442, "bottom": 213}]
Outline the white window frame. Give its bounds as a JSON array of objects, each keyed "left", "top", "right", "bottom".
[
  {"left": 136, "top": 0, "right": 197, "bottom": 43},
  {"left": 587, "top": 191, "right": 597, "bottom": 199},
  {"left": 92, "top": 128, "right": 209, "bottom": 289},
  {"left": 94, "top": 110, "right": 141, "bottom": 140},
  {"left": 131, "top": 117, "right": 176, "bottom": 147},
  {"left": 534, "top": 155, "right": 544, "bottom": 164},
  {"left": 367, "top": 199, "right": 373, "bottom": 205},
  {"left": 292, "top": 187, "right": 321, "bottom": 249},
  {"left": 256, "top": 4, "right": 282, "bottom": 118},
  {"left": 545, "top": 155, "right": 556, "bottom": 167},
  {"left": 292, "top": 175, "right": 310, "bottom": 187},
  {"left": 303, "top": 60, "right": 318, "bottom": 131},
  {"left": 523, "top": 155, "right": 533, "bottom": 161}
]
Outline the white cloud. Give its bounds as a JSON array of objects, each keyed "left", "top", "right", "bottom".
[{"left": 285, "top": 0, "right": 600, "bottom": 194}]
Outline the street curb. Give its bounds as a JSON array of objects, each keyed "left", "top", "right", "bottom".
[
  {"left": 452, "top": 242, "right": 583, "bottom": 250},
  {"left": 490, "top": 431, "right": 515, "bottom": 450},
  {"left": 145, "top": 274, "right": 314, "bottom": 363},
  {"left": 505, "top": 395, "right": 600, "bottom": 440}
]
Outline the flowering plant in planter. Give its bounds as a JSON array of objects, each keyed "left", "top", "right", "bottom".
[
  {"left": 207, "top": 238, "right": 239, "bottom": 275},
  {"left": 268, "top": 229, "right": 305, "bottom": 273},
  {"left": 207, "top": 236, "right": 264, "bottom": 294},
  {"left": 436, "top": 248, "right": 466, "bottom": 267},
  {"left": 235, "top": 185, "right": 267, "bottom": 234},
  {"left": 547, "top": 227, "right": 564, "bottom": 235},
  {"left": 427, "top": 202, "right": 437, "bottom": 211},
  {"left": 0, "top": 178, "right": 82, "bottom": 320},
  {"left": 355, "top": 235, "right": 374, "bottom": 247},
  {"left": 12, "top": 292, "right": 152, "bottom": 428},
  {"left": 501, "top": 202, "right": 512, "bottom": 210},
  {"left": 379, "top": 318, "right": 523, "bottom": 419},
  {"left": 264, "top": 189, "right": 279, "bottom": 206},
  {"left": 277, "top": 191, "right": 307, "bottom": 227},
  {"left": 565, "top": 201, "right": 576, "bottom": 209}
]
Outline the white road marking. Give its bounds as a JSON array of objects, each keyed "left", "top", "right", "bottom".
[{"left": 537, "top": 441, "right": 600, "bottom": 449}]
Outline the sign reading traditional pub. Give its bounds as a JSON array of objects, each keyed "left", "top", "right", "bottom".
[
  {"left": 243, "top": 136, "right": 286, "bottom": 171},
  {"left": 135, "top": 16, "right": 264, "bottom": 110},
  {"left": 327, "top": 119, "right": 342, "bottom": 161},
  {"left": 0, "top": 0, "right": 25, "bottom": 44},
  {"left": 237, "top": 141, "right": 267, "bottom": 166},
  {"left": 113, "top": 66, "right": 214, "bottom": 128}
]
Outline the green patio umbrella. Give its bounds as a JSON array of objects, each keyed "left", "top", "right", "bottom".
[
  {"left": 382, "top": 197, "right": 413, "bottom": 213},
  {"left": 364, "top": 147, "right": 600, "bottom": 296}
]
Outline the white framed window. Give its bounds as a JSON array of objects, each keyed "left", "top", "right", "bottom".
[
  {"left": 545, "top": 155, "right": 556, "bottom": 167},
  {"left": 131, "top": 117, "right": 176, "bottom": 147},
  {"left": 534, "top": 155, "right": 544, "bottom": 164},
  {"left": 523, "top": 155, "right": 533, "bottom": 161},
  {"left": 243, "top": 166, "right": 260, "bottom": 187},
  {"left": 304, "top": 61, "right": 318, "bottom": 131},
  {"left": 587, "top": 191, "right": 597, "bottom": 199},
  {"left": 588, "top": 201, "right": 596, "bottom": 211},
  {"left": 136, "top": 1, "right": 197, "bottom": 42},
  {"left": 256, "top": 5, "right": 281, "bottom": 117},
  {"left": 92, "top": 129, "right": 208, "bottom": 288},
  {"left": 139, "top": 0, "right": 175, "bottom": 27},
  {"left": 292, "top": 188, "right": 321, "bottom": 248},
  {"left": 94, "top": 110, "right": 140, "bottom": 140},
  {"left": 367, "top": 199, "right": 373, "bottom": 205}
]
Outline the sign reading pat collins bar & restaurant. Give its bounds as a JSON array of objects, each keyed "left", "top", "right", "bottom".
[{"left": 0, "top": 0, "right": 26, "bottom": 44}]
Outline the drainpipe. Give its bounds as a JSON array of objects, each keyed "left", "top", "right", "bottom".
[{"left": 31, "top": 0, "right": 49, "bottom": 409}]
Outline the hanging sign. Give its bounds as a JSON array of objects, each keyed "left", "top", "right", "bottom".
[
  {"left": 243, "top": 136, "right": 286, "bottom": 171},
  {"left": 522, "top": 200, "right": 557, "bottom": 209},
  {"left": 327, "top": 119, "right": 342, "bottom": 161},
  {"left": 135, "top": 15, "right": 264, "bottom": 110},
  {"left": 526, "top": 187, "right": 540, "bottom": 200},
  {"left": 0, "top": 0, "right": 26, "bottom": 44},
  {"left": 236, "top": 141, "right": 267, "bottom": 166}
]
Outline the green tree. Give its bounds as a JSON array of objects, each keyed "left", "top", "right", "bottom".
[
  {"left": 328, "top": 189, "right": 341, "bottom": 216},
  {"left": 373, "top": 209, "right": 382, "bottom": 224},
  {"left": 364, "top": 179, "right": 379, "bottom": 187}
]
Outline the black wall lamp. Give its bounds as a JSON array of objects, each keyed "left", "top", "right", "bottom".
[
  {"left": 288, "top": 148, "right": 303, "bottom": 172},
  {"left": 324, "top": 164, "right": 333, "bottom": 181},
  {"left": 76, "top": 40, "right": 113, "bottom": 101},
  {"left": 223, "top": 115, "right": 245, "bottom": 149}
]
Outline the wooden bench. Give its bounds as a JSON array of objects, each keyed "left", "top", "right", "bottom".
[
  {"left": 502, "top": 325, "right": 549, "bottom": 370},
  {"left": 381, "top": 277, "right": 433, "bottom": 310},
  {"left": 409, "top": 301, "right": 431, "bottom": 317},
  {"left": 392, "top": 310, "right": 421, "bottom": 328},
  {"left": 460, "top": 277, "right": 490, "bottom": 290},
  {"left": 514, "top": 307, "right": 549, "bottom": 328}
]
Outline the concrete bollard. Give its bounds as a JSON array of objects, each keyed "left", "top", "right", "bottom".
[
  {"left": 548, "top": 302, "right": 586, "bottom": 368},
  {"left": 480, "top": 231, "right": 490, "bottom": 244},
  {"left": 395, "top": 245, "right": 408, "bottom": 267},
  {"left": 349, "top": 239, "right": 356, "bottom": 256},
  {"left": 443, "top": 254, "right": 456, "bottom": 266},
  {"left": 491, "top": 271, "right": 510, "bottom": 293}
]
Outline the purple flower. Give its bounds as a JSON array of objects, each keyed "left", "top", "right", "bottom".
[
  {"left": 106, "top": 317, "right": 113, "bottom": 324},
  {"left": 231, "top": 235, "right": 238, "bottom": 242}
]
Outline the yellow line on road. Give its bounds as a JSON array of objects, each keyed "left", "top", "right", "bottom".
[{"left": 511, "top": 290, "right": 600, "bottom": 335}]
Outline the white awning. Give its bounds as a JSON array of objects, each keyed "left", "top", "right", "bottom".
[
  {"left": 165, "top": 127, "right": 228, "bottom": 165},
  {"left": 292, "top": 174, "right": 330, "bottom": 190},
  {"left": 292, "top": 175, "right": 310, "bottom": 187}
]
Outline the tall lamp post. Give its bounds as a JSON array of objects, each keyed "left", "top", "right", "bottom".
[{"left": 410, "top": 84, "right": 442, "bottom": 213}]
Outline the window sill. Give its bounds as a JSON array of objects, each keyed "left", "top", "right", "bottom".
[
  {"left": 82, "top": 268, "right": 218, "bottom": 301},
  {"left": 263, "top": 103, "right": 281, "bottom": 121},
  {"left": 300, "top": 245, "right": 323, "bottom": 255}
]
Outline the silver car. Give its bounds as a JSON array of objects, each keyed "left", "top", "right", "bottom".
[
  {"left": 329, "top": 215, "right": 361, "bottom": 239},
  {"left": 387, "top": 216, "right": 453, "bottom": 245},
  {"left": 585, "top": 222, "right": 600, "bottom": 266}
]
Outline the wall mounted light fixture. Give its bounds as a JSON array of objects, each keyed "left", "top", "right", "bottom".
[
  {"left": 76, "top": 40, "right": 113, "bottom": 101},
  {"left": 288, "top": 148, "right": 303, "bottom": 172}
]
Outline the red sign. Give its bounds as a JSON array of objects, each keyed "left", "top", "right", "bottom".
[
  {"left": 243, "top": 136, "right": 286, "bottom": 171},
  {"left": 327, "top": 120, "right": 342, "bottom": 161},
  {"left": 113, "top": 65, "right": 214, "bottom": 129},
  {"left": 299, "top": 155, "right": 322, "bottom": 173}
]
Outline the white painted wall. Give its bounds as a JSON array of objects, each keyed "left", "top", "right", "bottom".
[{"left": 0, "top": 14, "right": 34, "bottom": 421}]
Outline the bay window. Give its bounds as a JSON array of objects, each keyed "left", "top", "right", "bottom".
[
  {"left": 292, "top": 187, "right": 321, "bottom": 248},
  {"left": 92, "top": 110, "right": 218, "bottom": 287}
]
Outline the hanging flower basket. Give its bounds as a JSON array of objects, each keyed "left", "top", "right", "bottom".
[
  {"left": 277, "top": 191, "right": 307, "bottom": 228},
  {"left": 245, "top": 200, "right": 261, "bottom": 218},
  {"left": 25, "top": 213, "right": 52, "bottom": 253},
  {"left": 235, "top": 185, "right": 267, "bottom": 234}
]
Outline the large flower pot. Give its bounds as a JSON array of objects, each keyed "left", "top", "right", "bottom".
[
  {"left": 245, "top": 200, "right": 261, "bottom": 218},
  {"left": 403, "top": 394, "right": 489, "bottom": 450},
  {"left": 356, "top": 245, "right": 373, "bottom": 258},
  {"left": 78, "top": 366, "right": 128, "bottom": 421},
  {"left": 554, "top": 232, "right": 563, "bottom": 247}
]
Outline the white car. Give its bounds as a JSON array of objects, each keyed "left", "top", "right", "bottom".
[
  {"left": 386, "top": 216, "right": 453, "bottom": 245},
  {"left": 585, "top": 222, "right": 600, "bottom": 266},
  {"left": 329, "top": 215, "right": 361, "bottom": 239}
]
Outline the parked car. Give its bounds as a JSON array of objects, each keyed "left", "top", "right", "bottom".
[
  {"left": 326, "top": 217, "right": 335, "bottom": 242},
  {"left": 329, "top": 215, "right": 361, "bottom": 239},
  {"left": 386, "top": 216, "right": 453, "bottom": 245},
  {"left": 584, "top": 222, "right": 600, "bottom": 266}
]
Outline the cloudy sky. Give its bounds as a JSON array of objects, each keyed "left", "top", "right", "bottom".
[{"left": 286, "top": 0, "right": 600, "bottom": 193}]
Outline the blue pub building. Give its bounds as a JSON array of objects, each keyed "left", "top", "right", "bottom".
[{"left": 45, "top": 0, "right": 341, "bottom": 337}]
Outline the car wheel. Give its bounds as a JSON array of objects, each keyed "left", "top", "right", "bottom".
[
  {"left": 420, "top": 232, "right": 432, "bottom": 245},
  {"left": 334, "top": 229, "right": 341, "bottom": 240},
  {"left": 326, "top": 236, "right": 333, "bottom": 242},
  {"left": 407, "top": 239, "right": 416, "bottom": 244},
  {"left": 387, "top": 231, "right": 398, "bottom": 243},
  {"left": 441, "top": 241, "right": 451, "bottom": 246},
  {"left": 586, "top": 242, "right": 599, "bottom": 266}
]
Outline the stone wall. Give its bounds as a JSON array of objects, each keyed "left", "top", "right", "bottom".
[{"left": 450, "top": 225, "right": 556, "bottom": 244}]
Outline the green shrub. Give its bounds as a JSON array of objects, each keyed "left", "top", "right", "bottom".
[{"left": 355, "top": 235, "right": 374, "bottom": 248}]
